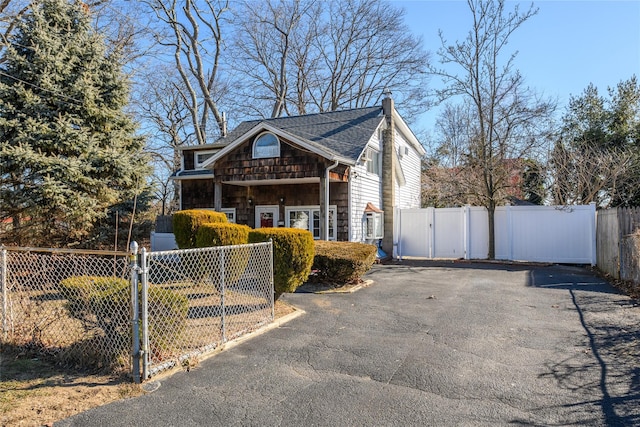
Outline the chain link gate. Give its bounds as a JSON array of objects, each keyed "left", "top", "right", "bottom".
[
  {"left": 1, "top": 241, "right": 274, "bottom": 382},
  {"left": 131, "top": 241, "right": 274, "bottom": 380}
]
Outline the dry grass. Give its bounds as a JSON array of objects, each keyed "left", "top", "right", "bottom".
[{"left": 0, "top": 299, "right": 296, "bottom": 427}]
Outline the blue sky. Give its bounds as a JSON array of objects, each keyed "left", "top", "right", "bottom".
[{"left": 391, "top": 0, "right": 640, "bottom": 133}]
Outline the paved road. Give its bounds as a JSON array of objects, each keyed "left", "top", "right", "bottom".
[{"left": 57, "top": 261, "right": 640, "bottom": 426}]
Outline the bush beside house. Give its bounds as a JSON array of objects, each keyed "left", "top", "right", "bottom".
[
  {"left": 195, "top": 222, "right": 252, "bottom": 288},
  {"left": 173, "top": 209, "right": 228, "bottom": 249},
  {"left": 310, "top": 241, "right": 377, "bottom": 286},
  {"left": 195, "top": 222, "right": 250, "bottom": 247},
  {"left": 248, "top": 228, "right": 314, "bottom": 298}
]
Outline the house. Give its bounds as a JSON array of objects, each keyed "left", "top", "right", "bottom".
[{"left": 169, "top": 91, "right": 425, "bottom": 257}]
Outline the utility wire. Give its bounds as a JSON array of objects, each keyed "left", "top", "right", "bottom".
[{"left": 0, "top": 70, "right": 85, "bottom": 106}]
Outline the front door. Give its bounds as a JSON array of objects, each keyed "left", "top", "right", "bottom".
[{"left": 255, "top": 205, "right": 279, "bottom": 229}]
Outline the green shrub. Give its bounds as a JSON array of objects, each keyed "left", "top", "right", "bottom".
[
  {"left": 248, "top": 228, "right": 314, "bottom": 298},
  {"left": 146, "top": 286, "right": 189, "bottom": 352},
  {"left": 173, "top": 209, "right": 228, "bottom": 249},
  {"left": 59, "top": 276, "right": 129, "bottom": 330},
  {"left": 195, "top": 222, "right": 250, "bottom": 247},
  {"left": 59, "top": 276, "right": 189, "bottom": 369},
  {"left": 310, "top": 241, "right": 377, "bottom": 286},
  {"left": 195, "top": 222, "right": 251, "bottom": 288}
]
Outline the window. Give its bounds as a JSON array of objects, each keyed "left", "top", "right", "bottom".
[
  {"left": 195, "top": 150, "right": 216, "bottom": 169},
  {"left": 286, "top": 206, "right": 336, "bottom": 240},
  {"left": 363, "top": 147, "right": 380, "bottom": 175},
  {"left": 202, "top": 207, "right": 236, "bottom": 223},
  {"left": 253, "top": 132, "right": 280, "bottom": 158},
  {"left": 364, "top": 212, "right": 384, "bottom": 239},
  {"left": 221, "top": 208, "right": 236, "bottom": 223}
]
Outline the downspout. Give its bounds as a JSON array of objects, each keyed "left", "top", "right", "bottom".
[{"left": 325, "top": 160, "right": 339, "bottom": 240}]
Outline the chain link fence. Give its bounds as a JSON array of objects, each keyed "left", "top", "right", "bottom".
[
  {"left": 1, "top": 247, "right": 131, "bottom": 371},
  {"left": 139, "top": 242, "right": 274, "bottom": 378},
  {"left": 1, "top": 242, "right": 274, "bottom": 381}
]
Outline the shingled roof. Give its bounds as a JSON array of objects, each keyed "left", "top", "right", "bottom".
[{"left": 216, "top": 106, "right": 384, "bottom": 162}]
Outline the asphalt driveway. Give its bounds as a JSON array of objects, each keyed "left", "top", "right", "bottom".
[{"left": 57, "top": 261, "right": 640, "bottom": 426}]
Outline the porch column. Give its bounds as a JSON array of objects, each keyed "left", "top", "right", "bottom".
[
  {"left": 321, "top": 161, "right": 339, "bottom": 240},
  {"left": 214, "top": 180, "right": 222, "bottom": 211},
  {"left": 319, "top": 176, "right": 327, "bottom": 240}
]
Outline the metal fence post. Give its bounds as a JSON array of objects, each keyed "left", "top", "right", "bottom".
[
  {"left": 1, "top": 247, "right": 7, "bottom": 340},
  {"left": 220, "top": 247, "right": 226, "bottom": 343},
  {"left": 140, "top": 247, "right": 149, "bottom": 381},
  {"left": 129, "top": 241, "right": 141, "bottom": 383},
  {"left": 269, "top": 240, "right": 274, "bottom": 321}
]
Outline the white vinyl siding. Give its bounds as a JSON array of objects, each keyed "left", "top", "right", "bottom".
[
  {"left": 350, "top": 131, "right": 383, "bottom": 242},
  {"left": 395, "top": 130, "right": 422, "bottom": 209}
]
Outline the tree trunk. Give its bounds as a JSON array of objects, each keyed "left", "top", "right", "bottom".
[{"left": 487, "top": 200, "right": 496, "bottom": 259}]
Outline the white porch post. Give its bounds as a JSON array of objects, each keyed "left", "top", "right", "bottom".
[{"left": 322, "top": 161, "right": 339, "bottom": 240}]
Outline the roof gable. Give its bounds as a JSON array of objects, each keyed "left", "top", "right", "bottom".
[{"left": 208, "top": 107, "right": 384, "bottom": 166}]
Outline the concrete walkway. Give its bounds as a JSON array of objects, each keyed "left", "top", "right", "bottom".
[{"left": 57, "top": 261, "right": 640, "bottom": 426}]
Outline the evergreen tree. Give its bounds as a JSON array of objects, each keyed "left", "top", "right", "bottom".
[
  {"left": 0, "top": 0, "right": 149, "bottom": 246},
  {"left": 552, "top": 77, "right": 640, "bottom": 207}
]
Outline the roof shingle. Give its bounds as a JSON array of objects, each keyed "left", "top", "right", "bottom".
[{"left": 217, "top": 107, "right": 383, "bottom": 162}]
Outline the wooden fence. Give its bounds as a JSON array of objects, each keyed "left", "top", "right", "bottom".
[
  {"left": 596, "top": 207, "right": 640, "bottom": 279},
  {"left": 155, "top": 215, "right": 173, "bottom": 233}
]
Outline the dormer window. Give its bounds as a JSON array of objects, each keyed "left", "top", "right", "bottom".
[
  {"left": 195, "top": 150, "right": 216, "bottom": 169},
  {"left": 253, "top": 132, "right": 280, "bottom": 159}
]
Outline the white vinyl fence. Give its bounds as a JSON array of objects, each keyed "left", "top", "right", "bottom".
[{"left": 397, "top": 204, "right": 596, "bottom": 265}]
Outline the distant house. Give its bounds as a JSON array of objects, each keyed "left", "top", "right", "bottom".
[{"left": 169, "top": 92, "right": 425, "bottom": 257}]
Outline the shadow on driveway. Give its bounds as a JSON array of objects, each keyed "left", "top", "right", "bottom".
[
  {"left": 526, "top": 265, "right": 640, "bottom": 426},
  {"left": 387, "top": 259, "right": 640, "bottom": 425}
]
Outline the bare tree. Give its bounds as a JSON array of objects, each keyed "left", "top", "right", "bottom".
[
  {"left": 231, "top": 0, "right": 429, "bottom": 120},
  {"left": 551, "top": 140, "right": 638, "bottom": 207},
  {"left": 135, "top": 68, "right": 195, "bottom": 213},
  {"left": 0, "top": 0, "right": 30, "bottom": 61},
  {"left": 145, "top": 0, "right": 229, "bottom": 143},
  {"left": 552, "top": 77, "right": 640, "bottom": 207},
  {"left": 89, "top": 0, "right": 157, "bottom": 65},
  {"left": 310, "top": 0, "right": 429, "bottom": 118},
  {"left": 430, "top": 0, "right": 556, "bottom": 258},
  {"left": 433, "top": 102, "right": 474, "bottom": 168},
  {"left": 231, "top": 0, "right": 318, "bottom": 118}
]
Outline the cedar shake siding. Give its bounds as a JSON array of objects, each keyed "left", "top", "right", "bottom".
[
  {"left": 183, "top": 150, "right": 196, "bottom": 170},
  {"left": 167, "top": 101, "right": 425, "bottom": 252},
  {"left": 181, "top": 179, "right": 214, "bottom": 209},
  {"left": 221, "top": 181, "right": 349, "bottom": 241},
  {"left": 214, "top": 138, "right": 348, "bottom": 183}
]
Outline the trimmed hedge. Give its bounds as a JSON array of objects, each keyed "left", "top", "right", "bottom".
[
  {"left": 195, "top": 222, "right": 251, "bottom": 287},
  {"left": 173, "top": 209, "right": 228, "bottom": 249},
  {"left": 248, "top": 228, "right": 314, "bottom": 298},
  {"left": 59, "top": 276, "right": 188, "bottom": 369},
  {"left": 195, "top": 222, "right": 250, "bottom": 247},
  {"left": 146, "top": 286, "right": 190, "bottom": 352},
  {"left": 309, "top": 241, "right": 377, "bottom": 286}
]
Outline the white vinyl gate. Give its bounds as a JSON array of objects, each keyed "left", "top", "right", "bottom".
[{"left": 397, "top": 204, "right": 596, "bottom": 265}]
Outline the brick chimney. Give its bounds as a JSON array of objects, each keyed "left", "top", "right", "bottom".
[{"left": 381, "top": 88, "right": 395, "bottom": 257}]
